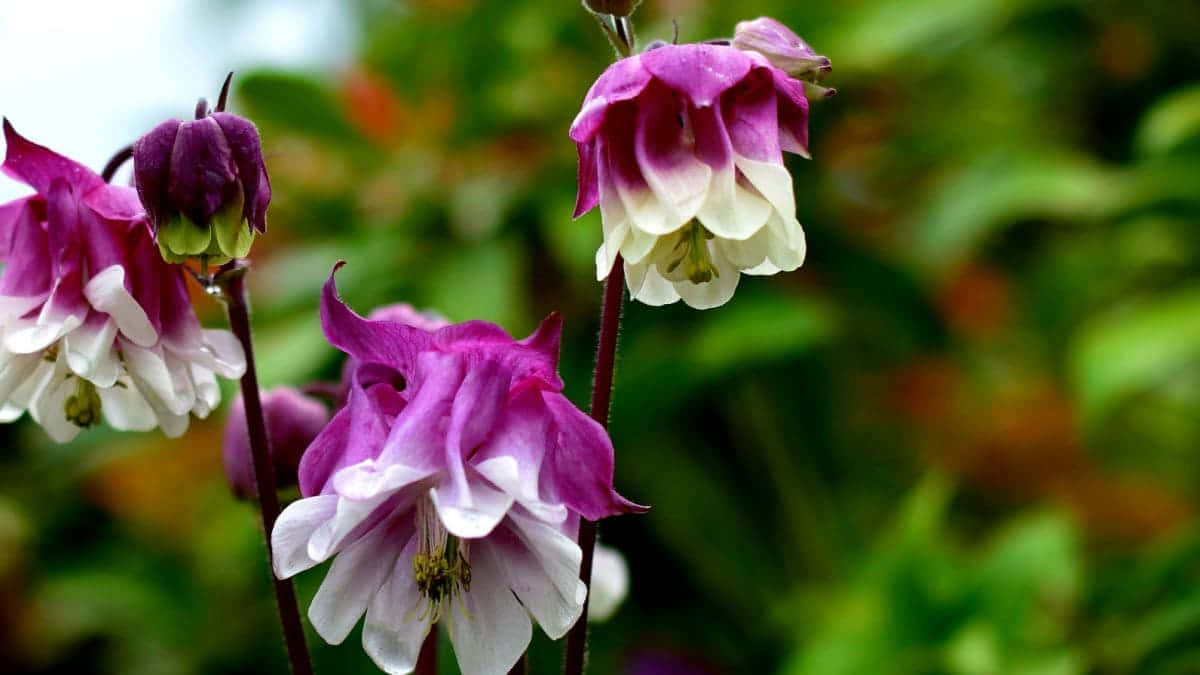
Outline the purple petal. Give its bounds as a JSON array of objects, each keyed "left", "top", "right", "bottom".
[
  {"left": 131, "top": 118, "right": 181, "bottom": 229},
  {"left": 722, "top": 67, "right": 783, "bottom": 163},
  {"left": 0, "top": 199, "right": 50, "bottom": 297},
  {"left": 376, "top": 351, "right": 468, "bottom": 471},
  {"left": 572, "top": 139, "right": 600, "bottom": 218},
  {"left": 569, "top": 56, "right": 652, "bottom": 144},
  {"left": 0, "top": 197, "right": 34, "bottom": 260},
  {"left": 634, "top": 82, "right": 712, "bottom": 221},
  {"left": 320, "top": 263, "right": 433, "bottom": 372},
  {"left": 2, "top": 119, "right": 104, "bottom": 196},
  {"left": 365, "top": 302, "right": 450, "bottom": 332},
  {"left": 84, "top": 184, "right": 147, "bottom": 223},
  {"left": 432, "top": 316, "right": 562, "bottom": 391},
  {"left": 772, "top": 69, "right": 811, "bottom": 157},
  {"left": 541, "top": 392, "right": 647, "bottom": 520},
  {"left": 733, "top": 17, "right": 832, "bottom": 80},
  {"left": 298, "top": 405, "right": 353, "bottom": 497},
  {"left": 639, "top": 44, "right": 753, "bottom": 107},
  {"left": 212, "top": 112, "right": 271, "bottom": 233}
]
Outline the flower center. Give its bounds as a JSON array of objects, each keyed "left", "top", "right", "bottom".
[
  {"left": 411, "top": 497, "right": 471, "bottom": 623},
  {"left": 661, "top": 220, "right": 719, "bottom": 284},
  {"left": 63, "top": 377, "right": 101, "bottom": 429}
]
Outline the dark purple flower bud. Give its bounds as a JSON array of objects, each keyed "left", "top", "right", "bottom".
[
  {"left": 222, "top": 387, "right": 329, "bottom": 499},
  {"left": 133, "top": 108, "right": 270, "bottom": 264}
]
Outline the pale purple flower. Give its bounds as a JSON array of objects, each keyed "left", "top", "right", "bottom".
[
  {"left": 0, "top": 120, "right": 245, "bottom": 442},
  {"left": 570, "top": 30, "right": 818, "bottom": 308},
  {"left": 223, "top": 387, "right": 330, "bottom": 498},
  {"left": 732, "top": 17, "right": 832, "bottom": 82},
  {"left": 272, "top": 265, "right": 643, "bottom": 675}
]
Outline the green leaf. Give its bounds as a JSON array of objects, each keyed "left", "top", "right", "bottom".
[
  {"left": 236, "top": 71, "right": 361, "bottom": 144},
  {"left": 1069, "top": 285, "right": 1200, "bottom": 424},
  {"left": 1135, "top": 84, "right": 1200, "bottom": 157}
]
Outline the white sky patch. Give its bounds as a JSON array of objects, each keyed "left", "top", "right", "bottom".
[{"left": 0, "top": 0, "right": 356, "bottom": 201}]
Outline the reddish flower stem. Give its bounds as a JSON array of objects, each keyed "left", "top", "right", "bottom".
[
  {"left": 415, "top": 628, "right": 437, "bottom": 675},
  {"left": 563, "top": 255, "right": 626, "bottom": 675},
  {"left": 218, "top": 265, "right": 314, "bottom": 675}
]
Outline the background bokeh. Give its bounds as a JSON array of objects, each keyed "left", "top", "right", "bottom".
[{"left": 3, "top": 0, "right": 1200, "bottom": 673}]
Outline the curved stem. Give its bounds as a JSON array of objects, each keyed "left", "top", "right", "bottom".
[
  {"left": 216, "top": 264, "right": 314, "bottom": 675},
  {"left": 564, "top": 256, "right": 626, "bottom": 675},
  {"left": 100, "top": 145, "right": 133, "bottom": 183}
]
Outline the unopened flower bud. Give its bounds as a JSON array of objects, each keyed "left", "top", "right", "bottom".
[
  {"left": 733, "top": 17, "right": 832, "bottom": 83},
  {"left": 581, "top": 0, "right": 641, "bottom": 18},
  {"left": 222, "top": 388, "right": 329, "bottom": 499},
  {"left": 133, "top": 108, "right": 270, "bottom": 264}
]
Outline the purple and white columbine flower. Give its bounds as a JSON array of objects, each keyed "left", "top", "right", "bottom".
[
  {"left": 0, "top": 120, "right": 245, "bottom": 441},
  {"left": 570, "top": 21, "right": 825, "bottom": 308},
  {"left": 272, "top": 265, "right": 644, "bottom": 675}
]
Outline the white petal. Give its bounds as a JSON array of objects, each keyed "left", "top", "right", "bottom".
[
  {"left": 0, "top": 294, "right": 47, "bottom": 321},
  {"left": 200, "top": 329, "right": 246, "bottom": 378},
  {"left": 594, "top": 221, "right": 629, "bottom": 282},
  {"left": 763, "top": 212, "right": 806, "bottom": 272},
  {"left": 588, "top": 544, "right": 629, "bottom": 622},
  {"left": 474, "top": 456, "right": 567, "bottom": 525},
  {"left": 308, "top": 493, "right": 394, "bottom": 562},
  {"left": 189, "top": 363, "right": 219, "bottom": 418},
  {"left": 497, "top": 514, "right": 586, "bottom": 639},
  {"left": 31, "top": 370, "right": 81, "bottom": 443},
  {"left": 674, "top": 247, "right": 741, "bottom": 310},
  {"left": 123, "top": 343, "right": 191, "bottom": 416},
  {"left": 696, "top": 171, "right": 773, "bottom": 241},
  {"left": 272, "top": 494, "right": 339, "bottom": 579},
  {"left": 362, "top": 536, "right": 429, "bottom": 675},
  {"left": 734, "top": 155, "right": 798, "bottom": 222},
  {"left": 64, "top": 318, "right": 119, "bottom": 387},
  {"left": 5, "top": 316, "right": 79, "bottom": 354},
  {"left": 0, "top": 351, "right": 43, "bottom": 403},
  {"left": 430, "top": 478, "right": 514, "bottom": 540},
  {"left": 714, "top": 225, "right": 772, "bottom": 270},
  {"left": 83, "top": 265, "right": 158, "bottom": 347},
  {"left": 332, "top": 459, "right": 432, "bottom": 502},
  {"left": 309, "top": 522, "right": 402, "bottom": 645},
  {"left": 618, "top": 226, "right": 660, "bottom": 267},
  {"left": 446, "top": 544, "right": 532, "bottom": 675},
  {"left": 624, "top": 261, "right": 680, "bottom": 306},
  {"left": 98, "top": 380, "right": 158, "bottom": 431},
  {"left": 0, "top": 403, "right": 24, "bottom": 422}
]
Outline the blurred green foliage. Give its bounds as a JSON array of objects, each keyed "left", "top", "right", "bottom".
[{"left": 2, "top": 0, "right": 1200, "bottom": 673}]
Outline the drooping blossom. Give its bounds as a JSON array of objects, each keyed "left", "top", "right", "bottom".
[
  {"left": 570, "top": 21, "right": 829, "bottom": 308},
  {"left": 223, "top": 387, "right": 330, "bottom": 499},
  {"left": 0, "top": 120, "right": 245, "bottom": 442},
  {"left": 272, "top": 265, "right": 644, "bottom": 675},
  {"left": 133, "top": 106, "right": 270, "bottom": 263}
]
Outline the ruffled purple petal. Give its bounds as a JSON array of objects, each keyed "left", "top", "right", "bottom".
[
  {"left": 722, "top": 67, "right": 783, "bottom": 164},
  {"left": 541, "top": 391, "right": 647, "bottom": 520},
  {"left": 771, "top": 68, "right": 811, "bottom": 157},
  {"left": 431, "top": 313, "right": 562, "bottom": 391},
  {"left": 83, "top": 184, "right": 147, "bottom": 223},
  {"left": 0, "top": 199, "right": 50, "bottom": 296},
  {"left": 320, "top": 263, "right": 433, "bottom": 372},
  {"left": 569, "top": 56, "right": 653, "bottom": 144},
  {"left": 573, "top": 139, "right": 600, "bottom": 218},
  {"left": 639, "top": 44, "right": 753, "bottom": 107},
  {"left": 2, "top": 119, "right": 104, "bottom": 196}
]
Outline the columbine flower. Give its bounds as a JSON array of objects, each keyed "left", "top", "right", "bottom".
[
  {"left": 272, "top": 265, "right": 643, "bottom": 675},
  {"left": 570, "top": 25, "right": 824, "bottom": 308},
  {"left": 133, "top": 106, "right": 270, "bottom": 264},
  {"left": 0, "top": 120, "right": 245, "bottom": 441},
  {"left": 222, "top": 387, "right": 330, "bottom": 499}
]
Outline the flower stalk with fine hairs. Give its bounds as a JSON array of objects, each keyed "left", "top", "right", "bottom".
[{"left": 211, "top": 263, "right": 313, "bottom": 675}]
